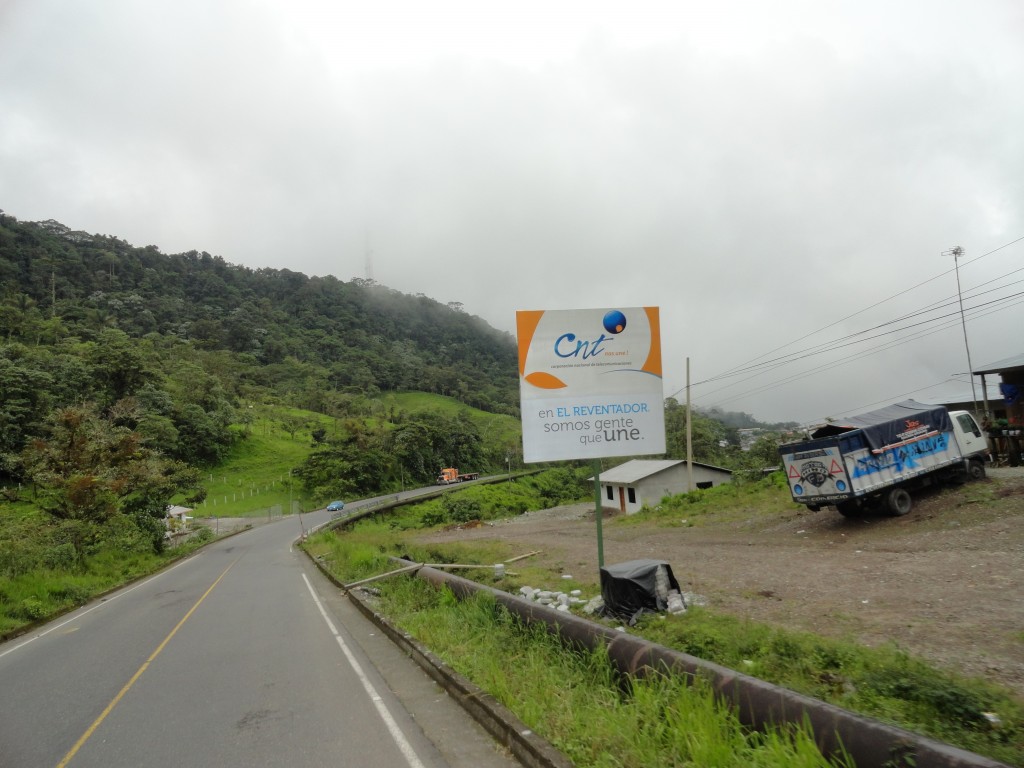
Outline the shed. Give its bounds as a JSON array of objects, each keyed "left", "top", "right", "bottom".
[
  {"left": 591, "top": 459, "right": 733, "bottom": 515},
  {"left": 973, "top": 352, "right": 1024, "bottom": 426},
  {"left": 923, "top": 383, "right": 1006, "bottom": 420},
  {"left": 972, "top": 352, "right": 1024, "bottom": 466},
  {"left": 165, "top": 505, "right": 193, "bottom": 531}
]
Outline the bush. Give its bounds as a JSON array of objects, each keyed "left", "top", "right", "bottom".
[
  {"left": 18, "top": 596, "right": 47, "bottom": 620},
  {"left": 443, "top": 494, "right": 481, "bottom": 523},
  {"left": 42, "top": 542, "right": 78, "bottom": 570}
]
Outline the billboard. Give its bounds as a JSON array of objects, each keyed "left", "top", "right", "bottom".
[{"left": 516, "top": 307, "right": 666, "bottom": 462}]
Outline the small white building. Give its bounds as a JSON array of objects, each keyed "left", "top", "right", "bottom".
[
  {"left": 165, "top": 505, "right": 193, "bottom": 531},
  {"left": 592, "top": 459, "right": 733, "bottom": 515}
]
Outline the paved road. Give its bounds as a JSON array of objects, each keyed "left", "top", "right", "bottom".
[{"left": 0, "top": 489, "right": 519, "bottom": 768}]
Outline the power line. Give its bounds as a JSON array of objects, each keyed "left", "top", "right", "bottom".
[
  {"left": 693, "top": 292, "right": 1024, "bottom": 412},
  {"left": 692, "top": 288, "right": 1024, "bottom": 389},
  {"left": 675, "top": 233, "right": 1024, "bottom": 399},
  {"left": 701, "top": 294, "right": 1024, "bottom": 408}
]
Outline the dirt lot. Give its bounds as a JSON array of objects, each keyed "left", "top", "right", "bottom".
[{"left": 417, "top": 468, "right": 1024, "bottom": 699}]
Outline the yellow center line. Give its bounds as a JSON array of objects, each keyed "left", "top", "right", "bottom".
[{"left": 56, "top": 556, "right": 240, "bottom": 768}]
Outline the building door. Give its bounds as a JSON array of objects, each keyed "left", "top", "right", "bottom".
[{"left": 618, "top": 486, "right": 626, "bottom": 513}]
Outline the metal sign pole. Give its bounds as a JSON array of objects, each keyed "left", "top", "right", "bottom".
[{"left": 592, "top": 458, "right": 604, "bottom": 567}]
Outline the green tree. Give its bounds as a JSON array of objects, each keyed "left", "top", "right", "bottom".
[
  {"left": 296, "top": 437, "right": 390, "bottom": 499},
  {"left": 663, "top": 398, "right": 733, "bottom": 466},
  {"left": 21, "top": 404, "right": 202, "bottom": 555},
  {"left": 0, "top": 354, "right": 52, "bottom": 460},
  {"left": 84, "top": 328, "right": 155, "bottom": 405}
]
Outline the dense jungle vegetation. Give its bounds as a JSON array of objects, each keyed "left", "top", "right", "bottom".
[{"left": 0, "top": 210, "right": 783, "bottom": 587}]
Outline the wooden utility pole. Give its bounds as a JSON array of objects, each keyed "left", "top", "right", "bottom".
[{"left": 686, "top": 357, "right": 694, "bottom": 492}]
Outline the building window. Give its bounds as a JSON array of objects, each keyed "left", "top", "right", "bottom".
[
  {"left": 606, "top": 486, "right": 613, "bottom": 501},
  {"left": 627, "top": 487, "right": 636, "bottom": 504}
]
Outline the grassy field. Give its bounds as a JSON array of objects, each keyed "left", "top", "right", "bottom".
[
  {"left": 378, "top": 392, "right": 523, "bottom": 455},
  {"left": 190, "top": 395, "right": 523, "bottom": 518},
  {"left": 188, "top": 408, "right": 325, "bottom": 517}
]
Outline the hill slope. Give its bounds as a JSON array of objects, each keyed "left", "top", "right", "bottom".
[{"left": 0, "top": 212, "right": 519, "bottom": 415}]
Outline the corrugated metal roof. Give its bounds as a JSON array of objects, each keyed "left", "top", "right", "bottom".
[
  {"left": 591, "top": 459, "right": 732, "bottom": 484},
  {"left": 973, "top": 352, "right": 1024, "bottom": 375},
  {"left": 918, "top": 383, "right": 1004, "bottom": 406}
]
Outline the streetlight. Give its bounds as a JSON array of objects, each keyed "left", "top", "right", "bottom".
[{"left": 943, "top": 246, "right": 980, "bottom": 416}]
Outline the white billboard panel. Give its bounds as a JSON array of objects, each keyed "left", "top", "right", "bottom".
[{"left": 516, "top": 307, "right": 666, "bottom": 462}]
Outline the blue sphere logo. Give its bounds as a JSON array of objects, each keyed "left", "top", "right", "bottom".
[{"left": 603, "top": 310, "right": 627, "bottom": 334}]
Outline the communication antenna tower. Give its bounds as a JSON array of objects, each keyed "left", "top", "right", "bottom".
[{"left": 364, "top": 237, "right": 374, "bottom": 282}]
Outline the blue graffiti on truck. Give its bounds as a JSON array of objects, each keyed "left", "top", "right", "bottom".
[{"left": 851, "top": 433, "right": 950, "bottom": 478}]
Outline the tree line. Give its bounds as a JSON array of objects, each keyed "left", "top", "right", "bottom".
[{"left": 0, "top": 212, "right": 520, "bottom": 414}]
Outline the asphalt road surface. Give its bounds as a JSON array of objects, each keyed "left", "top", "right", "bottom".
[{"left": 0, "top": 489, "right": 519, "bottom": 768}]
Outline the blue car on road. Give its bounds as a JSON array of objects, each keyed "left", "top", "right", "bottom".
[{"left": 326, "top": 500, "right": 345, "bottom": 512}]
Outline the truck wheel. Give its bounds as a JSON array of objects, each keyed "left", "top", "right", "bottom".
[
  {"left": 968, "top": 459, "right": 986, "bottom": 481},
  {"left": 885, "top": 488, "right": 912, "bottom": 516},
  {"left": 836, "top": 501, "right": 861, "bottom": 518}
]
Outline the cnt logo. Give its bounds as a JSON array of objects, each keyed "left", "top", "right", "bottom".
[{"left": 553, "top": 309, "right": 627, "bottom": 360}]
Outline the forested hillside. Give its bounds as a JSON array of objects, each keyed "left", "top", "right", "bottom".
[
  {"left": 0, "top": 212, "right": 519, "bottom": 415},
  {"left": 0, "top": 210, "right": 525, "bottom": 549}
]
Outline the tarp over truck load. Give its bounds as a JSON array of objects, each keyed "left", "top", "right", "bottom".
[
  {"left": 599, "top": 559, "right": 681, "bottom": 622},
  {"left": 808, "top": 400, "right": 953, "bottom": 453}
]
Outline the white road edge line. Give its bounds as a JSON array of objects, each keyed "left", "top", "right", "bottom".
[
  {"left": 301, "top": 573, "right": 427, "bottom": 768},
  {"left": 0, "top": 557, "right": 194, "bottom": 661}
]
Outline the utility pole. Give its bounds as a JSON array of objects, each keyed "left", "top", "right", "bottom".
[
  {"left": 686, "top": 357, "right": 694, "bottom": 492},
  {"left": 943, "top": 246, "right": 980, "bottom": 416}
]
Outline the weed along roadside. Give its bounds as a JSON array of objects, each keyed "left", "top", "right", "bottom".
[
  {"left": 308, "top": 552, "right": 1011, "bottom": 768},
  {"left": 301, "top": 475, "right": 1024, "bottom": 768}
]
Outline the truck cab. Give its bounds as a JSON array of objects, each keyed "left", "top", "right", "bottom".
[{"left": 950, "top": 410, "right": 989, "bottom": 472}]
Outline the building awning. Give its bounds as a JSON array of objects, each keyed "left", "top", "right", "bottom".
[{"left": 973, "top": 352, "right": 1024, "bottom": 376}]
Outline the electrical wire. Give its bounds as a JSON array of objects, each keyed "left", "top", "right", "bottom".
[
  {"left": 667, "top": 235, "right": 1024, "bottom": 410},
  {"left": 692, "top": 291, "right": 1024, "bottom": 414}
]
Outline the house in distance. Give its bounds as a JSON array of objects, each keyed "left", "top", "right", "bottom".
[{"left": 593, "top": 459, "right": 732, "bottom": 515}]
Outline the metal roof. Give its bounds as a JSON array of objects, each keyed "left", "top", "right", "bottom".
[
  {"left": 973, "top": 352, "right": 1024, "bottom": 376},
  {"left": 591, "top": 459, "right": 732, "bottom": 484}
]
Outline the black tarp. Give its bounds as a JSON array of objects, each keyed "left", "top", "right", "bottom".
[
  {"left": 809, "top": 399, "right": 953, "bottom": 453},
  {"left": 599, "top": 559, "right": 681, "bottom": 622}
]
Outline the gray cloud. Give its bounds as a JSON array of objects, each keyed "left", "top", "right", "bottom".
[{"left": 2, "top": 0, "right": 1022, "bottom": 424}]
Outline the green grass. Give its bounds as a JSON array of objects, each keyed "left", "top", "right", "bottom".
[
  {"left": 636, "top": 609, "right": 1023, "bottom": 762},
  {"left": 379, "top": 392, "right": 523, "bottom": 451},
  {"left": 619, "top": 471, "right": 797, "bottom": 528},
  {"left": 186, "top": 405, "right": 330, "bottom": 516},
  {"left": 355, "top": 576, "right": 853, "bottom": 767}
]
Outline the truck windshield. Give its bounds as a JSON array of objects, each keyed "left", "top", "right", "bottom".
[{"left": 956, "top": 413, "right": 981, "bottom": 437}]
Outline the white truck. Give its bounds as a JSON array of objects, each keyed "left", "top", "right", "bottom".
[{"left": 778, "top": 400, "right": 989, "bottom": 517}]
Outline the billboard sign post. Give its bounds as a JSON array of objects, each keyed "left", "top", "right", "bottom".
[{"left": 516, "top": 307, "right": 666, "bottom": 565}]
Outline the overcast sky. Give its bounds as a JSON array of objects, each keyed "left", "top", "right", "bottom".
[{"left": 2, "top": 1, "right": 1022, "bottom": 424}]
